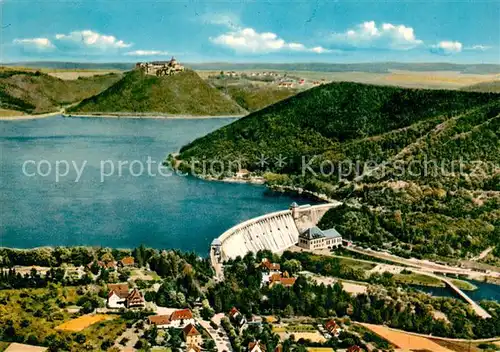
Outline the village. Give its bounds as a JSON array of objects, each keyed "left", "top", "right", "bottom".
[
  {"left": 208, "top": 70, "right": 326, "bottom": 89},
  {"left": 0, "top": 245, "right": 379, "bottom": 352}
]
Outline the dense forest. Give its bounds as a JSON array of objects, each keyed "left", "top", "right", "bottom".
[{"left": 176, "top": 82, "right": 500, "bottom": 260}]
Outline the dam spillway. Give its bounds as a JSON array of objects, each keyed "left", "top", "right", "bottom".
[
  {"left": 219, "top": 210, "right": 299, "bottom": 260},
  {"left": 213, "top": 202, "right": 341, "bottom": 263}
]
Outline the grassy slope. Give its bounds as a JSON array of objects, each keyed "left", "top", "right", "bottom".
[
  {"left": 461, "top": 80, "right": 500, "bottom": 93},
  {"left": 69, "top": 69, "right": 246, "bottom": 116},
  {"left": 210, "top": 80, "right": 298, "bottom": 112},
  {"left": 177, "top": 82, "right": 500, "bottom": 259},
  {"left": 0, "top": 68, "right": 122, "bottom": 114}
]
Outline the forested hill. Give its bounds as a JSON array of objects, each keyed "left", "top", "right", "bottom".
[
  {"left": 177, "top": 82, "right": 500, "bottom": 261},
  {"left": 68, "top": 69, "right": 246, "bottom": 116},
  {"left": 178, "top": 81, "right": 498, "bottom": 168}
]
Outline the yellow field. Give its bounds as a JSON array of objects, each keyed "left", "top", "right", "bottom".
[
  {"left": 306, "top": 348, "right": 334, "bottom": 352},
  {"left": 361, "top": 323, "right": 454, "bottom": 352},
  {"left": 276, "top": 331, "right": 326, "bottom": 343},
  {"left": 55, "top": 314, "right": 113, "bottom": 332}
]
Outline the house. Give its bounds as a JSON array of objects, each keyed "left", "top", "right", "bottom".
[
  {"left": 107, "top": 283, "right": 144, "bottom": 309},
  {"left": 126, "top": 288, "right": 145, "bottom": 308},
  {"left": 268, "top": 273, "right": 296, "bottom": 288},
  {"left": 270, "top": 276, "right": 296, "bottom": 287},
  {"left": 170, "top": 308, "right": 195, "bottom": 328},
  {"left": 297, "top": 226, "right": 342, "bottom": 250},
  {"left": 235, "top": 169, "right": 250, "bottom": 178},
  {"left": 107, "top": 283, "right": 130, "bottom": 308},
  {"left": 229, "top": 307, "right": 247, "bottom": 326},
  {"left": 87, "top": 260, "right": 116, "bottom": 270},
  {"left": 260, "top": 258, "right": 280, "bottom": 272},
  {"left": 248, "top": 341, "right": 266, "bottom": 352},
  {"left": 325, "top": 319, "right": 341, "bottom": 337},
  {"left": 148, "top": 315, "right": 171, "bottom": 329},
  {"left": 149, "top": 308, "right": 196, "bottom": 329},
  {"left": 119, "top": 256, "right": 135, "bottom": 267},
  {"left": 347, "top": 346, "right": 361, "bottom": 352},
  {"left": 183, "top": 323, "right": 202, "bottom": 346},
  {"left": 186, "top": 345, "right": 201, "bottom": 352}
]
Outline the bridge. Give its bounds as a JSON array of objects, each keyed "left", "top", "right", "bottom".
[{"left": 412, "top": 270, "right": 492, "bottom": 319}]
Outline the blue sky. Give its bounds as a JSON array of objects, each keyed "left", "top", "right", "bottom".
[{"left": 2, "top": 0, "right": 499, "bottom": 63}]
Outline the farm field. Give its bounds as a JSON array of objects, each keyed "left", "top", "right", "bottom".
[
  {"left": 360, "top": 323, "right": 454, "bottom": 352},
  {"left": 199, "top": 69, "right": 499, "bottom": 90},
  {"left": 55, "top": 314, "right": 114, "bottom": 332},
  {"left": 430, "top": 338, "right": 500, "bottom": 352},
  {"left": 273, "top": 324, "right": 326, "bottom": 343}
]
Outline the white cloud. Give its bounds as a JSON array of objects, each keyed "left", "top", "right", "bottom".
[
  {"left": 124, "top": 50, "right": 169, "bottom": 56},
  {"left": 329, "top": 21, "right": 423, "bottom": 50},
  {"left": 13, "top": 37, "right": 55, "bottom": 50},
  {"left": 55, "top": 30, "right": 132, "bottom": 49},
  {"left": 211, "top": 27, "right": 330, "bottom": 54},
  {"left": 203, "top": 13, "right": 240, "bottom": 29},
  {"left": 430, "top": 41, "right": 463, "bottom": 55},
  {"left": 465, "top": 45, "right": 492, "bottom": 51}
]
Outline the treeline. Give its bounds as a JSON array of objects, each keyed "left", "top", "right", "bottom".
[
  {"left": 208, "top": 251, "right": 500, "bottom": 340},
  {"left": 0, "top": 246, "right": 214, "bottom": 295},
  {"left": 0, "top": 268, "right": 92, "bottom": 290}
]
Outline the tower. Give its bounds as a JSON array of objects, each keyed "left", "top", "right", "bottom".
[{"left": 290, "top": 202, "right": 299, "bottom": 220}]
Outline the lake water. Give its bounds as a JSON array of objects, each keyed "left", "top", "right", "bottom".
[{"left": 0, "top": 116, "right": 313, "bottom": 254}]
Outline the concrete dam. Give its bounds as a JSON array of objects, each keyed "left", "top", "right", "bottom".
[{"left": 211, "top": 202, "right": 341, "bottom": 265}]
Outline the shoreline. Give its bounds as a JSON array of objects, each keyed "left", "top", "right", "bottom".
[
  {"left": 0, "top": 110, "right": 246, "bottom": 121},
  {"left": 63, "top": 112, "right": 245, "bottom": 119},
  {"left": 0, "top": 110, "right": 62, "bottom": 121}
]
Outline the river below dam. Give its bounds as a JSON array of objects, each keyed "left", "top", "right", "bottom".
[
  {"left": 413, "top": 280, "right": 500, "bottom": 303},
  {"left": 0, "top": 115, "right": 313, "bottom": 253}
]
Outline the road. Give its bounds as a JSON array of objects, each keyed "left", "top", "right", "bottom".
[
  {"left": 198, "top": 315, "right": 232, "bottom": 352},
  {"left": 345, "top": 246, "right": 500, "bottom": 279}
]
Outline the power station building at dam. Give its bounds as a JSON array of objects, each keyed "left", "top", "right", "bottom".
[{"left": 210, "top": 202, "right": 344, "bottom": 267}]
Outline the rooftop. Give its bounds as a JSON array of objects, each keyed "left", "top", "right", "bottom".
[{"left": 300, "top": 226, "right": 341, "bottom": 240}]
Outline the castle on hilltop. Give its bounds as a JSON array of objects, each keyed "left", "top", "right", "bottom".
[{"left": 135, "top": 57, "right": 185, "bottom": 76}]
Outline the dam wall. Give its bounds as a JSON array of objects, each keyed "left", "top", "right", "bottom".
[{"left": 213, "top": 203, "right": 339, "bottom": 262}]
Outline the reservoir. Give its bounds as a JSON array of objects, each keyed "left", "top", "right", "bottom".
[{"left": 0, "top": 116, "right": 311, "bottom": 253}]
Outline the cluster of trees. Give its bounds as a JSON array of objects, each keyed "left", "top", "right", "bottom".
[{"left": 208, "top": 252, "right": 500, "bottom": 340}]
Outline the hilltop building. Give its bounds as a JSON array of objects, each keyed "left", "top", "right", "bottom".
[
  {"left": 136, "top": 57, "right": 185, "bottom": 76},
  {"left": 298, "top": 226, "right": 342, "bottom": 250}
]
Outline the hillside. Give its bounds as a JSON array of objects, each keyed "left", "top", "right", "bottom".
[
  {"left": 176, "top": 82, "right": 500, "bottom": 261},
  {"left": 0, "top": 67, "right": 122, "bottom": 114},
  {"left": 461, "top": 80, "right": 500, "bottom": 93},
  {"left": 68, "top": 69, "right": 246, "bottom": 116},
  {"left": 211, "top": 82, "right": 298, "bottom": 112}
]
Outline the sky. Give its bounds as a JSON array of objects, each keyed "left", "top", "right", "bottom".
[{"left": 1, "top": 0, "right": 499, "bottom": 64}]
